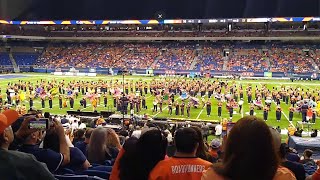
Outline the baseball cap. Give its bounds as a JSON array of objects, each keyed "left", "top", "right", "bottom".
[
  {"left": 0, "top": 110, "right": 19, "bottom": 134},
  {"left": 210, "top": 139, "right": 221, "bottom": 149}
]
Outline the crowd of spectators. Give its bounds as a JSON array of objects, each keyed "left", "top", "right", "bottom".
[
  {"left": 8, "top": 42, "right": 319, "bottom": 73},
  {"left": 197, "top": 46, "right": 224, "bottom": 71},
  {"left": 154, "top": 45, "right": 196, "bottom": 70},
  {"left": 3, "top": 107, "right": 320, "bottom": 180},
  {"left": 269, "top": 46, "right": 314, "bottom": 73},
  {"left": 226, "top": 48, "right": 269, "bottom": 72}
]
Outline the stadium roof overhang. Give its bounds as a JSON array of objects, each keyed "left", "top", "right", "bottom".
[{"left": 0, "top": 17, "right": 319, "bottom": 25}]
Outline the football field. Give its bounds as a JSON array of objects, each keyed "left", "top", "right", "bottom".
[{"left": 1, "top": 73, "right": 320, "bottom": 132}]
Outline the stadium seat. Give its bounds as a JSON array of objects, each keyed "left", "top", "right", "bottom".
[
  {"left": 78, "top": 170, "right": 110, "bottom": 179},
  {"left": 54, "top": 175, "right": 91, "bottom": 180},
  {"left": 90, "top": 166, "right": 112, "bottom": 172}
]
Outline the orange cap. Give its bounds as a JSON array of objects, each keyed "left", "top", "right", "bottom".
[{"left": 0, "top": 110, "right": 19, "bottom": 133}]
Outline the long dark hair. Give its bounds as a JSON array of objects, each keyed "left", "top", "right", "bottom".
[
  {"left": 213, "top": 116, "right": 279, "bottom": 180},
  {"left": 119, "top": 129, "right": 167, "bottom": 180},
  {"left": 190, "top": 126, "right": 211, "bottom": 161}
]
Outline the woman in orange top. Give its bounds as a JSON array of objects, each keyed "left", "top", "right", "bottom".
[
  {"left": 307, "top": 107, "right": 313, "bottom": 121},
  {"left": 202, "top": 116, "right": 296, "bottom": 180}
]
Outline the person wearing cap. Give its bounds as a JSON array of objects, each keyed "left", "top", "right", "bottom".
[
  {"left": 0, "top": 109, "right": 55, "bottom": 179},
  {"left": 209, "top": 139, "right": 221, "bottom": 162},
  {"left": 19, "top": 119, "right": 71, "bottom": 172}
]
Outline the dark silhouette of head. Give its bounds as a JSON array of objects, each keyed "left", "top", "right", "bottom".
[
  {"left": 119, "top": 129, "right": 167, "bottom": 180},
  {"left": 213, "top": 116, "right": 279, "bottom": 180}
]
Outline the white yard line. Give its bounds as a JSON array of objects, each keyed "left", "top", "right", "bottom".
[
  {"left": 257, "top": 82, "right": 295, "bottom": 127},
  {"left": 152, "top": 106, "right": 168, "bottom": 117},
  {"left": 196, "top": 109, "right": 204, "bottom": 120}
]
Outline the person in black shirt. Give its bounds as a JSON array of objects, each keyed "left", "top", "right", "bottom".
[
  {"left": 301, "top": 101, "right": 308, "bottom": 122},
  {"left": 41, "top": 96, "right": 45, "bottom": 109},
  {"left": 180, "top": 101, "right": 185, "bottom": 116},
  {"left": 48, "top": 95, "right": 53, "bottom": 109},
  {"left": 218, "top": 101, "right": 222, "bottom": 118},
  {"left": 69, "top": 96, "right": 74, "bottom": 109},
  {"left": 58, "top": 95, "right": 63, "bottom": 109},
  {"left": 29, "top": 93, "right": 34, "bottom": 109},
  {"left": 142, "top": 95, "right": 146, "bottom": 109},
  {"left": 206, "top": 100, "right": 211, "bottom": 117},
  {"left": 186, "top": 102, "right": 191, "bottom": 118},
  {"left": 280, "top": 144, "right": 306, "bottom": 180},
  {"left": 263, "top": 106, "right": 269, "bottom": 121},
  {"left": 103, "top": 93, "right": 108, "bottom": 108},
  {"left": 168, "top": 102, "right": 172, "bottom": 115},
  {"left": 276, "top": 106, "right": 282, "bottom": 122},
  {"left": 271, "top": 129, "right": 306, "bottom": 180}
]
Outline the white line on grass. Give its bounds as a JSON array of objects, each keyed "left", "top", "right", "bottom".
[
  {"left": 257, "top": 82, "right": 295, "bottom": 127},
  {"left": 152, "top": 106, "right": 168, "bottom": 117},
  {"left": 196, "top": 109, "right": 204, "bottom": 120}
]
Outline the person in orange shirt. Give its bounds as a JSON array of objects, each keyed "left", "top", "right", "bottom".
[
  {"left": 307, "top": 107, "right": 313, "bottom": 122},
  {"left": 149, "top": 127, "right": 212, "bottom": 180},
  {"left": 202, "top": 116, "right": 296, "bottom": 180},
  {"left": 221, "top": 118, "right": 228, "bottom": 137},
  {"left": 95, "top": 116, "right": 105, "bottom": 126}
]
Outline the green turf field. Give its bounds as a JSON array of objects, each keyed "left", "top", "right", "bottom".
[{"left": 1, "top": 73, "right": 320, "bottom": 132}]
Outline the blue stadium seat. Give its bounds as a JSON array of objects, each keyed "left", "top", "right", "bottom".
[
  {"left": 55, "top": 175, "right": 107, "bottom": 180},
  {"left": 54, "top": 175, "right": 91, "bottom": 180},
  {"left": 90, "top": 165, "right": 112, "bottom": 172},
  {"left": 78, "top": 170, "right": 110, "bottom": 179}
]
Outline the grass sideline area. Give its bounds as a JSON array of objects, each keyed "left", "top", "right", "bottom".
[{"left": 1, "top": 73, "right": 320, "bottom": 133}]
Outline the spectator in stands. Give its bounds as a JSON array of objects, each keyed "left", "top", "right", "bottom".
[
  {"left": 87, "top": 127, "right": 120, "bottom": 165},
  {"left": 149, "top": 127, "right": 212, "bottom": 180},
  {"left": 19, "top": 120, "right": 71, "bottom": 172},
  {"left": 60, "top": 115, "right": 68, "bottom": 124},
  {"left": 115, "top": 129, "right": 167, "bottom": 180},
  {"left": 202, "top": 116, "right": 296, "bottom": 180},
  {"left": 191, "top": 126, "right": 212, "bottom": 162},
  {"left": 209, "top": 139, "right": 221, "bottom": 163},
  {"left": 301, "top": 149, "right": 316, "bottom": 165},
  {"left": 131, "top": 126, "right": 142, "bottom": 138},
  {"left": 306, "top": 161, "right": 320, "bottom": 180},
  {"left": 0, "top": 110, "right": 55, "bottom": 179},
  {"left": 270, "top": 127, "right": 305, "bottom": 180},
  {"left": 75, "top": 128, "right": 93, "bottom": 155},
  {"left": 43, "top": 128, "right": 91, "bottom": 172},
  {"left": 72, "top": 129, "right": 85, "bottom": 145},
  {"left": 301, "top": 149, "right": 317, "bottom": 176}
]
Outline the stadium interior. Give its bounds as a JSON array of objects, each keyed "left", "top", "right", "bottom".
[{"left": 1, "top": 17, "right": 320, "bottom": 180}]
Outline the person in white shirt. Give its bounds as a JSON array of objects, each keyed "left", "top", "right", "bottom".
[
  {"left": 215, "top": 124, "right": 222, "bottom": 137},
  {"left": 131, "top": 126, "right": 142, "bottom": 139}
]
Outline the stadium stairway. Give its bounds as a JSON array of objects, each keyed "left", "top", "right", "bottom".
[
  {"left": 189, "top": 56, "right": 199, "bottom": 70},
  {"left": 309, "top": 50, "right": 319, "bottom": 72},
  {"left": 8, "top": 51, "right": 19, "bottom": 72},
  {"left": 222, "top": 56, "right": 228, "bottom": 70}
]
